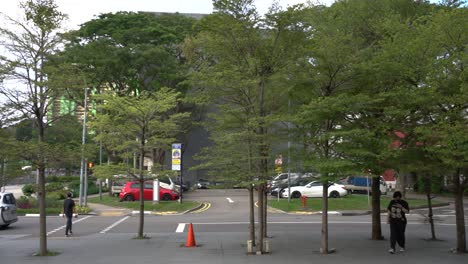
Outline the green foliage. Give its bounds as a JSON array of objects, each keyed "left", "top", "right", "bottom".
[
  {"left": 75, "top": 206, "right": 91, "bottom": 214},
  {"left": 46, "top": 191, "right": 66, "bottom": 200},
  {"left": 90, "top": 89, "right": 190, "bottom": 172},
  {"left": 16, "top": 196, "right": 37, "bottom": 209},
  {"left": 22, "top": 184, "right": 36, "bottom": 196},
  {"left": 414, "top": 174, "right": 445, "bottom": 194},
  {"left": 186, "top": 1, "right": 308, "bottom": 183}
]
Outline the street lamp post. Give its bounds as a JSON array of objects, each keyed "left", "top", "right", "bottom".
[{"left": 78, "top": 87, "right": 88, "bottom": 206}]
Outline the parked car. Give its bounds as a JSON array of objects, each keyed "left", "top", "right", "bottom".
[
  {"left": 282, "top": 181, "right": 348, "bottom": 199},
  {"left": 196, "top": 179, "right": 211, "bottom": 189},
  {"left": 119, "top": 181, "right": 179, "bottom": 201},
  {"left": 111, "top": 180, "right": 125, "bottom": 196},
  {"left": 0, "top": 192, "right": 18, "bottom": 228},
  {"left": 270, "top": 178, "right": 312, "bottom": 197},
  {"left": 269, "top": 173, "right": 302, "bottom": 187}
]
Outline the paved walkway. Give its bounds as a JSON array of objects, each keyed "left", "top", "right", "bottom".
[{"left": 87, "top": 202, "right": 131, "bottom": 216}]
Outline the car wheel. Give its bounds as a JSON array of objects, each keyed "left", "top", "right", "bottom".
[
  {"left": 292, "top": 191, "right": 301, "bottom": 199},
  {"left": 330, "top": 191, "right": 340, "bottom": 198},
  {"left": 161, "top": 194, "right": 172, "bottom": 201},
  {"left": 124, "top": 195, "right": 135, "bottom": 201}
]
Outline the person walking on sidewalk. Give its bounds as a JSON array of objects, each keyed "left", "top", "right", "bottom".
[
  {"left": 387, "top": 191, "right": 409, "bottom": 254},
  {"left": 62, "top": 192, "right": 77, "bottom": 237}
]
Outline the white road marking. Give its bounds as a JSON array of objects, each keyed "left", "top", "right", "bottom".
[
  {"left": 187, "top": 221, "right": 468, "bottom": 227},
  {"left": 100, "top": 216, "right": 130, "bottom": 234},
  {"left": 47, "top": 216, "right": 92, "bottom": 236},
  {"left": 175, "top": 223, "right": 186, "bottom": 233},
  {"left": 226, "top": 197, "right": 234, "bottom": 203}
]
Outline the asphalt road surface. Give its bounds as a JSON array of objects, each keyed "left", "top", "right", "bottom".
[{"left": 1, "top": 189, "right": 467, "bottom": 264}]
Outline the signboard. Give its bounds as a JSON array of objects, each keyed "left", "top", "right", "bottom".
[
  {"left": 275, "top": 154, "right": 283, "bottom": 173},
  {"left": 172, "top": 143, "right": 182, "bottom": 171}
]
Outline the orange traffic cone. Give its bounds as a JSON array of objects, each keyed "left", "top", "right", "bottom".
[{"left": 185, "top": 223, "right": 197, "bottom": 247}]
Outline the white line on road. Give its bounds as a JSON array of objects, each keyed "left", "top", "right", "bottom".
[
  {"left": 100, "top": 216, "right": 130, "bottom": 234},
  {"left": 186, "top": 221, "right": 468, "bottom": 226},
  {"left": 47, "top": 216, "right": 92, "bottom": 236},
  {"left": 175, "top": 223, "right": 186, "bottom": 233},
  {"left": 226, "top": 197, "right": 234, "bottom": 203}
]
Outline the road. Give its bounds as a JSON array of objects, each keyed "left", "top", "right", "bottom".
[{"left": 1, "top": 189, "right": 467, "bottom": 264}]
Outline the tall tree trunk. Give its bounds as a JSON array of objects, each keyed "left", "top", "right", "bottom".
[
  {"left": 424, "top": 173, "right": 436, "bottom": 240},
  {"left": 263, "top": 189, "right": 267, "bottom": 238},
  {"left": 321, "top": 183, "right": 329, "bottom": 254},
  {"left": 138, "top": 175, "right": 144, "bottom": 238},
  {"left": 137, "top": 136, "right": 146, "bottom": 239},
  {"left": 257, "top": 183, "right": 264, "bottom": 253},
  {"left": 371, "top": 176, "right": 383, "bottom": 240},
  {"left": 453, "top": 170, "right": 467, "bottom": 253},
  {"left": 37, "top": 124, "right": 47, "bottom": 255},
  {"left": 249, "top": 185, "right": 256, "bottom": 247}
]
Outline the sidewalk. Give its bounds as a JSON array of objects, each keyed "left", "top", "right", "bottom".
[
  {"left": 1, "top": 226, "right": 466, "bottom": 264},
  {"left": 87, "top": 202, "right": 131, "bottom": 216}
]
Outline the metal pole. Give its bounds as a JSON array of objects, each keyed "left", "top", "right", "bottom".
[
  {"left": 367, "top": 175, "right": 370, "bottom": 209},
  {"left": 78, "top": 88, "right": 88, "bottom": 206},
  {"left": 84, "top": 159, "right": 88, "bottom": 206},
  {"left": 179, "top": 145, "right": 183, "bottom": 204}
]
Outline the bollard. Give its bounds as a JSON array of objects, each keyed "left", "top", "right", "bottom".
[
  {"left": 301, "top": 195, "right": 307, "bottom": 208},
  {"left": 264, "top": 240, "right": 270, "bottom": 253},
  {"left": 247, "top": 240, "right": 253, "bottom": 253}
]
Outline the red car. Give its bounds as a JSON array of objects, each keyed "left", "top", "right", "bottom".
[{"left": 119, "top": 181, "right": 179, "bottom": 201}]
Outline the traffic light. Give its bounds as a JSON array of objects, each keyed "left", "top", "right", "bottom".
[{"left": 88, "top": 162, "right": 94, "bottom": 175}]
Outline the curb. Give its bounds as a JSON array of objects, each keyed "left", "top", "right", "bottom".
[{"left": 183, "top": 202, "right": 206, "bottom": 214}]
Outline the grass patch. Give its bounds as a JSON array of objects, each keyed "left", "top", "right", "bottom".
[
  {"left": 87, "top": 195, "right": 199, "bottom": 212},
  {"left": 268, "top": 194, "right": 443, "bottom": 212}
]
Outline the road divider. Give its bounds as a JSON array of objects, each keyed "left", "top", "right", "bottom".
[{"left": 190, "top": 202, "right": 211, "bottom": 214}]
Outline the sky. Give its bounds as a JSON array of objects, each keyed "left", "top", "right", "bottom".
[{"left": 1, "top": 0, "right": 334, "bottom": 30}]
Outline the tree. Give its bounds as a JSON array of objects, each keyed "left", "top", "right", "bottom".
[
  {"left": 416, "top": 7, "right": 468, "bottom": 253},
  {"left": 56, "top": 11, "right": 196, "bottom": 167},
  {"left": 0, "top": 0, "right": 67, "bottom": 256},
  {"left": 185, "top": 0, "right": 307, "bottom": 253},
  {"left": 90, "top": 88, "right": 189, "bottom": 239}
]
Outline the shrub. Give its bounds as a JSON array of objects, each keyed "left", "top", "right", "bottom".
[
  {"left": 47, "top": 191, "right": 66, "bottom": 201},
  {"left": 45, "top": 182, "right": 64, "bottom": 192},
  {"left": 16, "top": 196, "right": 37, "bottom": 209},
  {"left": 22, "top": 184, "right": 36, "bottom": 196},
  {"left": 45, "top": 197, "right": 62, "bottom": 208},
  {"left": 76, "top": 206, "right": 91, "bottom": 214}
]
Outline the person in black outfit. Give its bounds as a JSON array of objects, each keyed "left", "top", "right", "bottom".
[
  {"left": 387, "top": 191, "right": 409, "bottom": 254},
  {"left": 62, "top": 192, "right": 76, "bottom": 237}
]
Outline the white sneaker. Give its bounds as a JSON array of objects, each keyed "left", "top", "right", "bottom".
[
  {"left": 399, "top": 248, "right": 405, "bottom": 252},
  {"left": 388, "top": 248, "right": 395, "bottom": 254}
]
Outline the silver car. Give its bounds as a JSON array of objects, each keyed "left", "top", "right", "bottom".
[{"left": 0, "top": 192, "right": 18, "bottom": 228}]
